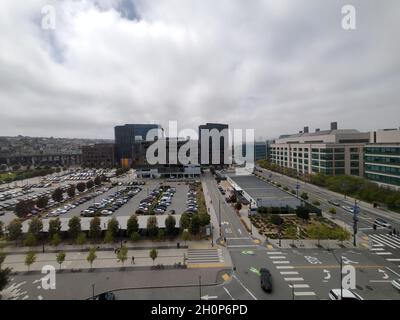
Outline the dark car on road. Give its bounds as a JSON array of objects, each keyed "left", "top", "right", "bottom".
[
  {"left": 260, "top": 268, "right": 272, "bottom": 292},
  {"left": 96, "top": 292, "right": 116, "bottom": 300}
]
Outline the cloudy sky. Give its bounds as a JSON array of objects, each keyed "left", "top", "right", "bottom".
[{"left": 0, "top": 0, "right": 399, "bottom": 140}]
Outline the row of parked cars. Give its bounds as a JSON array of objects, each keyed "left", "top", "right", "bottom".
[
  {"left": 186, "top": 185, "right": 198, "bottom": 214},
  {"left": 136, "top": 187, "right": 176, "bottom": 215},
  {"left": 45, "top": 187, "right": 111, "bottom": 218},
  {"left": 81, "top": 186, "right": 141, "bottom": 217}
]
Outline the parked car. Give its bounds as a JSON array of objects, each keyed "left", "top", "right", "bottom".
[
  {"left": 328, "top": 199, "right": 340, "bottom": 206},
  {"left": 260, "top": 268, "right": 272, "bottom": 292},
  {"left": 328, "top": 289, "right": 363, "bottom": 300}
]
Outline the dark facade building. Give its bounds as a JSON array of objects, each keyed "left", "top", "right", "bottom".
[
  {"left": 241, "top": 141, "right": 268, "bottom": 162},
  {"left": 114, "top": 124, "right": 162, "bottom": 165},
  {"left": 81, "top": 143, "right": 115, "bottom": 168},
  {"left": 198, "top": 123, "right": 229, "bottom": 166}
]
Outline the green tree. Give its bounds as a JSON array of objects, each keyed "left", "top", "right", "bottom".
[
  {"left": 270, "top": 215, "right": 283, "bottom": 226},
  {"left": 25, "top": 251, "right": 36, "bottom": 272},
  {"left": 94, "top": 176, "right": 102, "bottom": 186},
  {"left": 14, "top": 199, "right": 35, "bottom": 218},
  {"left": 147, "top": 216, "right": 158, "bottom": 238},
  {"left": 23, "top": 232, "right": 37, "bottom": 247},
  {"left": 86, "top": 179, "right": 94, "bottom": 189},
  {"left": 329, "top": 207, "right": 337, "bottom": 215},
  {"left": 86, "top": 247, "right": 97, "bottom": 270},
  {"left": 76, "top": 232, "right": 87, "bottom": 245},
  {"left": 296, "top": 206, "right": 310, "bottom": 220},
  {"left": 198, "top": 214, "right": 211, "bottom": 227},
  {"left": 89, "top": 216, "right": 101, "bottom": 240},
  {"left": 157, "top": 229, "right": 165, "bottom": 241},
  {"left": 107, "top": 217, "right": 119, "bottom": 237},
  {"left": 67, "top": 185, "right": 76, "bottom": 198},
  {"left": 179, "top": 213, "right": 191, "bottom": 230},
  {"left": 0, "top": 221, "right": 4, "bottom": 238},
  {"left": 48, "top": 218, "right": 61, "bottom": 239},
  {"left": 127, "top": 215, "right": 139, "bottom": 237},
  {"left": 149, "top": 248, "right": 158, "bottom": 265},
  {"left": 51, "top": 233, "right": 61, "bottom": 247},
  {"left": 182, "top": 230, "right": 190, "bottom": 244},
  {"left": 52, "top": 188, "right": 63, "bottom": 203},
  {"left": 117, "top": 246, "right": 128, "bottom": 268},
  {"left": 56, "top": 252, "right": 66, "bottom": 270},
  {"left": 0, "top": 267, "right": 11, "bottom": 292},
  {"left": 165, "top": 215, "right": 176, "bottom": 236},
  {"left": 68, "top": 216, "right": 81, "bottom": 239},
  {"left": 104, "top": 230, "right": 114, "bottom": 243},
  {"left": 76, "top": 182, "right": 86, "bottom": 193},
  {"left": 36, "top": 195, "right": 49, "bottom": 209},
  {"left": 130, "top": 231, "right": 140, "bottom": 242},
  {"left": 28, "top": 217, "right": 43, "bottom": 238},
  {"left": 234, "top": 202, "right": 243, "bottom": 211},
  {"left": 300, "top": 192, "right": 309, "bottom": 201},
  {"left": 189, "top": 214, "right": 201, "bottom": 235},
  {"left": 7, "top": 219, "right": 22, "bottom": 243}
]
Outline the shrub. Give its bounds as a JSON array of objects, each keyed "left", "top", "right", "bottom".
[
  {"left": 270, "top": 215, "right": 283, "bottom": 226},
  {"left": 296, "top": 206, "right": 310, "bottom": 220}
]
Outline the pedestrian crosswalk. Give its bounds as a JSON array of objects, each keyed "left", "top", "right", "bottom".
[
  {"left": 187, "top": 249, "right": 224, "bottom": 264},
  {"left": 368, "top": 233, "right": 400, "bottom": 266},
  {"left": 266, "top": 250, "right": 316, "bottom": 298}
]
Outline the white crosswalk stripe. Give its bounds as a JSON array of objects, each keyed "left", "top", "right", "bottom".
[
  {"left": 294, "top": 292, "right": 316, "bottom": 296},
  {"left": 369, "top": 234, "right": 400, "bottom": 249},
  {"left": 187, "top": 249, "right": 224, "bottom": 264}
]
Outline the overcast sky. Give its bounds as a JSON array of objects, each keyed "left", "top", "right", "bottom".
[{"left": 0, "top": 0, "right": 399, "bottom": 140}]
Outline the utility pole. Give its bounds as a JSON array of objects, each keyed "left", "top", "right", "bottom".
[
  {"left": 218, "top": 199, "right": 221, "bottom": 237},
  {"left": 353, "top": 200, "right": 359, "bottom": 247}
]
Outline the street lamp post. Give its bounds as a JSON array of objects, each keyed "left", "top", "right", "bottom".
[
  {"left": 218, "top": 199, "right": 221, "bottom": 237},
  {"left": 353, "top": 200, "right": 359, "bottom": 247},
  {"left": 92, "top": 283, "right": 95, "bottom": 300}
]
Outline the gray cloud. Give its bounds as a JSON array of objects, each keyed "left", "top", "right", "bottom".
[{"left": 0, "top": 0, "right": 399, "bottom": 139}]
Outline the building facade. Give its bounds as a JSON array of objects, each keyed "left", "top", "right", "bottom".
[
  {"left": 270, "top": 122, "right": 369, "bottom": 176},
  {"left": 364, "top": 129, "right": 400, "bottom": 190},
  {"left": 198, "top": 123, "right": 229, "bottom": 166},
  {"left": 81, "top": 143, "right": 115, "bottom": 168},
  {"left": 114, "top": 124, "right": 162, "bottom": 165},
  {"left": 241, "top": 141, "right": 268, "bottom": 162}
]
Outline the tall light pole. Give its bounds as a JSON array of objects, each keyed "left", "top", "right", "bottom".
[
  {"left": 353, "top": 200, "right": 359, "bottom": 247},
  {"left": 92, "top": 283, "right": 95, "bottom": 300},
  {"left": 218, "top": 198, "right": 221, "bottom": 237}
]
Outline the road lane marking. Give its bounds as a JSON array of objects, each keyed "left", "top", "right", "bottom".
[
  {"left": 272, "top": 261, "right": 290, "bottom": 264},
  {"left": 280, "top": 271, "right": 299, "bottom": 275},
  {"left": 369, "top": 280, "right": 392, "bottom": 283},
  {"left": 386, "top": 267, "right": 400, "bottom": 277},
  {"left": 369, "top": 234, "right": 398, "bottom": 249},
  {"left": 289, "top": 284, "right": 309, "bottom": 289},
  {"left": 386, "top": 258, "right": 400, "bottom": 262},
  {"left": 370, "top": 248, "right": 385, "bottom": 251},
  {"left": 232, "top": 275, "right": 258, "bottom": 300},
  {"left": 223, "top": 287, "right": 235, "bottom": 300},
  {"left": 284, "top": 277, "right": 304, "bottom": 281},
  {"left": 227, "top": 245, "right": 258, "bottom": 248},
  {"left": 294, "top": 292, "right": 316, "bottom": 296},
  {"left": 270, "top": 256, "right": 287, "bottom": 259},
  {"left": 226, "top": 237, "right": 251, "bottom": 240},
  {"left": 276, "top": 266, "right": 294, "bottom": 269},
  {"left": 376, "top": 252, "right": 392, "bottom": 256},
  {"left": 267, "top": 251, "right": 283, "bottom": 255}
]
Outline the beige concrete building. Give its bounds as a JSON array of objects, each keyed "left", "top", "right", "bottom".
[{"left": 271, "top": 122, "right": 370, "bottom": 176}]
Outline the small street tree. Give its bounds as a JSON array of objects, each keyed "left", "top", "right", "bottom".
[
  {"left": 76, "top": 232, "right": 87, "bottom": 245},
  {"left": 189, "top": 214, "right": 201, "bottom": 235},
  {"left": 147, "top": 216, "right": 158, "bottom": 238},
  {"left": 165, "top": 215, "right": 176, "bottom": 236},
  {"left": 56, "top": 252, "right": 66, "bottom": 270},
  {"left": 131, "top": 231, "right": 140, "bottom": 242},
  {"left": 87, "top": 247, "right": 97, "bottom": 270},
  {"left": 107, "top": 217, "right": 119, "bottom": 238},
  {"left": 182, "top": 230, "right": 190, "bottom": 245},
  {"left": 149, "top": 248, "right": 158, "bottom": 265},
  {"left": 117, "top": 246, "right": 128, "bottom": 268},
  {"left": 104, "top": 230, "right": 114, "bottom": 243},
  {"left": 48, "top": 218, "right": 61, "bottom": 240},
  {"left": 23, "top": 232, "right": 37, "bottom": 247},
  {"left": 51, "top": 233, "right": 61, "bottom": 247},
  {"left": 86, "top": 179, "right": 94, "bottom": 189},
  {"left": 76, "top": 182, "right": 86, "bottom": 193},
  {"left": 14, "top": 199, "right": 35, "bottom": 218},
  {"left": 89, "top": 217, "right": 101, "bottom": 240},
  {"left": 300, "top": 192, "right": 309, "bottom": 201},
  {"left": 52, "top": 188, "right": 63, "bottom": 203},
  {"left": 179, "top": 213, "right": 191, "bottom": 230},
  {"left": 25, "top": 251, "right": 36, "bottom": 272},
  {"left": 68, "top": 216, "right": 81, "bottom": 239},
  {"left": 36, "top": 196, "right": 49, "bottom": 209},
  {"left": 28, "top": 217, "right": 43, "bottom": 238},
  {"left": 7, "top": 219, "right": 22, "bottom": 244},
  {"left": 67, "top": 185, "right": 76, "bottom": 198},
  {"left": 127, "top": 215, "right": 139, "bottom": 238}
]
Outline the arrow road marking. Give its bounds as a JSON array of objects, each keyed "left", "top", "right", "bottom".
[
  {"left": 238, "top": 229, "right": 242, "bottom": 235},
  {"left": 250, "top": 267, "right": 261, "bottom": 276},
  {"left": 323, "top": 269, "right": 331, "bottom": 280},
  {"left": 201, "top": 295, "right": 218, "bottom": 300},
  {"left": 378, "top": 269, "right": 389, "bottom": 280}
]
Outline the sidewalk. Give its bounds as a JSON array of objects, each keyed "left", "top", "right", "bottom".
[
  {"left": 267, "top": 239, "right": 355, "bottom": 249},
  {"left": 3, "top": 248, "right": 187, "bottom": 273}
]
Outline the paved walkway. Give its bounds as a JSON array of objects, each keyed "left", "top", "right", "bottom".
[{"left": 3, "top": 248, "right": 187, "bottom": 273}]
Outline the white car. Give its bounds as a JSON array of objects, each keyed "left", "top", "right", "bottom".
[
  {"left": 392, "top": 279, "right": 400, "bottom": 291},
  {"left": 101, "top": 210, "right": 113, "bottom": 216},
  {"left": 341, "top": 205, "right": 354, "bottom": 214},
  {"left": 329, "top": 289, "right": 363, "bottom": 300}
]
